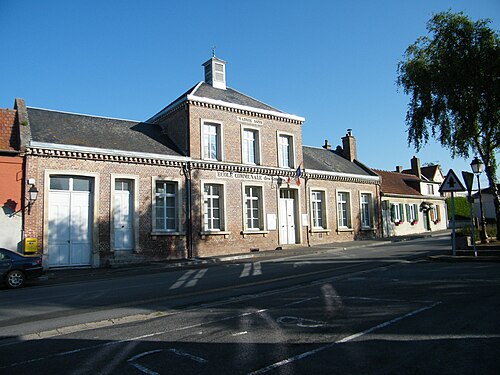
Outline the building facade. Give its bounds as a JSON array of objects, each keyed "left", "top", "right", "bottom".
[
  {"left": 0, "top": 103, "right": 26, "bottom": 250},
  {"left": 13, "top": 56, "right": 382, "bottom": 268},
  {"left": 377, "top": 157, "right": 448, "bottom": 237}
]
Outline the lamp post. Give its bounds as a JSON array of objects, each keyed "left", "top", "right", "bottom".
[{"left": 470, "top": 157, "right": 489, "bottom": 244}]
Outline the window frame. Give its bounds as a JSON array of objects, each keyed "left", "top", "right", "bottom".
[
  {"left": 241, "top": 126, "right": 261, "bottom": 165},
  {"left": 336, "top": 190, "right": 352, "bottom": 229},
  {"left": 277, "top": 132, "right": 295, "bottom": 169},
  {"left": 201, "top": 120, "right": 224, "bottom": 161},
  {"left": 242, "top": 184, "right": 266, "bottom": 231},
  {"left": 360, "top": 192, "right": 374, "bottom": 229},
  {"left": 152, "top": 178, "right": 182, "bottom": 234},
  {"left": 310, "top": 189, "right": 327, "bottom": 230},
  {"left": 201, "top": 181, "right": 229, "bottom": 235}
]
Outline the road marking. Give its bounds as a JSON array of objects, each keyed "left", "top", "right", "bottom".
[
  {"left": 0, "top": 261, "right": 418, "bottom": 348},
  {"left": 169, "top": 269, "right": 198, "bottom": 289},
  {"left": 232, "top": 331, "right": 248, "bottom": 336},
  {"left": 185, "top": 269, "right": 208, "bottom": 287},
  {"left": 247, "top": 301, "right": 442, "bottom": 375},
  {"left": 277, "top": 316, "right": 326, "bottom": 328},
  {"left": 168, "top": 348, "right": 208, "bottom": 363},
  {"left": 240, "top": 262, "right": 262, "bottom": 278},
  {"left": 128, "top": 350, "right": 163, "bottom": 375}
]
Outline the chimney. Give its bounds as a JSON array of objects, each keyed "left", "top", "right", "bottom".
[
  {"left": 341, "top": 128, "right": 357, "bottom": 162},
  {"left": 322, "top": 139, "right": 331, "bottom": 150},
  {"left": 202, "top": 55, "right": 227, "bottom": 90},
  {"left": 395, "top": 166, "right": 404, "bottom": 173},
  {"left": 411, "top": 156, "right": 422, "bottom": 179}
]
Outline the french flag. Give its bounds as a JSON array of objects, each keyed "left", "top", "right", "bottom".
[{"left": 295, "top": 165, "right": 302, "bottom": 186}]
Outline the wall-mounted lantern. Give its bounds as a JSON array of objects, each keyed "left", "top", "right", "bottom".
[{"left": 27, "top": 185, "right": 38, "bottom": 215}]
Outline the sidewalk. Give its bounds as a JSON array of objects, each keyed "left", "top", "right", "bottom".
[{"left": 39, "top": 230, "right": 497, "bottom": 286}]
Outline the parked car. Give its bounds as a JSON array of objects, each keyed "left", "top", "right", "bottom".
[{"left": 0, "top": 248, "right": 44, "bottom": 288}]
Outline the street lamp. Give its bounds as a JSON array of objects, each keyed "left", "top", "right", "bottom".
[
  {"left": 27, "top": 185, "right": 38, "bottom": 215},
  {"left": 470, "top": 156, "right": 489, "bottom": 244}
]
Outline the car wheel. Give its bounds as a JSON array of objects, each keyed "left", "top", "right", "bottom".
[{"left": 6, "top": 270, "right": 26, "bottom": 288}]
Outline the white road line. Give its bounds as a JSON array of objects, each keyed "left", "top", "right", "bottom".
[
  {"left": 185, "top": 269, "right": 207, "bottom": 287},
  {"left": 240, "top": 263, "right": 252, "bottom": 278},
  {"left": 231, "top": 331, "right": 248, "bottom": 336},
  {"left": 168, "top": 348, "right": 208, "bottom": 363},
  {"left": 247, "top": 301, "right": 442, "bottom": 375}
]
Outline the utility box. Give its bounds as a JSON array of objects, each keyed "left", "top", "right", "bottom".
[{"left": 24, "top": 238, "right": 38, "bottom": 254}]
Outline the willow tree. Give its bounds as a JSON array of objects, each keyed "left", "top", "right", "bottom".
[{"left": 397, "top": 11, "right": 500, "bottom": 237}]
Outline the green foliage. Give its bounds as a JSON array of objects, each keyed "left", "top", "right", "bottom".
[
  {"left": 398, "top": 10, "right": 500, "bottom": 233},
  {"left": 446, "top": 196, "right": 472, "bottom": 220},
  {"left": 457, "top": 224, "right": 497, "bottom": 238}
]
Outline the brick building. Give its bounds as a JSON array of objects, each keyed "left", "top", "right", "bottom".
[{"left": 15, "top": 56, "right": 382, "bottom": 268}]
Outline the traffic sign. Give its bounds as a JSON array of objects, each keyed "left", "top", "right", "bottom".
[
  {"left": 440, "top": 169, "right": 466, "bottom": 193},
  {"left": 461, "top": 171, "right": 474, "bottom": 195}
]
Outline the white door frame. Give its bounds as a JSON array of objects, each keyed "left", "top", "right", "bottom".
[
  {"left": 47, "top": 176, "right": 93, "bottom": 267},
  {"left": 278, "top": 188, "right": 298, "bottom": 245},
  {"left": 43, "top": 170, "right": 100, "bottom": 269},
  {"left": 111, "top": 175, "right": 139, "bottom": 252}
]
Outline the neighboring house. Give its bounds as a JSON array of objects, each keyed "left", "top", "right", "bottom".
[
  {"left": 303, "top": 136, "right": 381, "bottom": 244},
  {"left": 15, "top": 56, "right": 382, "bottom": 269},
  {"left": 472, "top": 185, "right": 499, "bottom": 222},
  {"left": 376, "top": 157, "right": 448, "bottom": 237},
  {"left": 0, "top": 105, "right": 24, "bottom": 250}
]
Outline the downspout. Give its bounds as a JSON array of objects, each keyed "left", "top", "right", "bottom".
[{"left": 182, "top": 162, "right": 193, "bottom": 259}]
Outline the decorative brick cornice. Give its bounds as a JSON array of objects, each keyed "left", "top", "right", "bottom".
[
  {"left": 27, "top": 147, "right": 185, "bottom": 168},
  {"left": 27, "top": 146, "right": 379, "bottom": 184},
  {"left": 305, "top": 172, "right": 380, "bottom": 185},
  {"left": 187, "top": 99, "right": 303, "bottom": 124}
]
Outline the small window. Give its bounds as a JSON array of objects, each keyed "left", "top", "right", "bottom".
[
  {"left": 361, "top": 193, "right": 372, "bottom": 229},
  {"left": 278, "top": 134, "right": 294, "bottom": 168},
  {"left": 311, "top": 191, "right": 326, "bottom": 229},
  {"left": 204, "top": 184, "right": 224, "bottom": 231},
  {"left": 427, "top": 184, "right": 434, "bottom": 195},
  {"left": 73, "top": 178, "right": 92, "bottom": 192},
  {"left": 391, "top": 203, "right": 405, "bottom": 222},
  {"left": 243, "top": 129, "right": 260, "bottom": 165},
  {"left": 245, "top": 186, "right": 263, "bottom": 230},
  {"left": 203, "top": 122, "right": 221, "bottom": 161},
  {"left": 50, "top": 176, "right": 70, "bottom": 190},
  {"left": 155, "top": 181, "right": 178, "bottom": 232},
  {"left": 406, "top": 203, "right": 419, "bottom": 222},
  {"left": 337, "top": 192, "right": 351, "bottom": 228}
]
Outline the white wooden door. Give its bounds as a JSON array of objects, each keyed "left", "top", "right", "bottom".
[
  {"left": 114, "top": 180, "right": 133, "bottom": 250},
  {"left": 48, "top": 176, "right": 92, "bottom": 267},
  {"left": 279, "top": 190, "right": 296, "bottom": 245},
  {"left": 48, "top": 191, "right": 71, "bottom": 266}
]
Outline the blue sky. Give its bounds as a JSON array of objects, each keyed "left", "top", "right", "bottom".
[{"left": 1, "top": 0, "right": 498, "bottom": 188}]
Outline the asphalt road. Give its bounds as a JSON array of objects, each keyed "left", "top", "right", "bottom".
[{"left": 1, "top": 237, "right": 499, "bottom": 374}]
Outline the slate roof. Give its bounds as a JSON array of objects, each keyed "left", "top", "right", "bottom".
[
  {"left": 149, "top": 82, "right": 286, "bottom": 122},
  {"left": 302, "top": 146, "right": 376, "bottom": 176},
  {"left": 27, "top": 107, "right": 183, "bottom": 156},
  {"left": 193, "top": 82, "right": 283, "bottom": 112},
  {"left": 375, "top": 169, "right": 422, "bottom": 196}
]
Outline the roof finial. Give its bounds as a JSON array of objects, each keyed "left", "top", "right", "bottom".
[{"left": 212, "top": 46, "right": 216, "bottom": 57}]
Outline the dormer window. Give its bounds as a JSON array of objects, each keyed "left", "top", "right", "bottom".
[{"left": 203, "top": 56, "right": 227, "bottom": 90}]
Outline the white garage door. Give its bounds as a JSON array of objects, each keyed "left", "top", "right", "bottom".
[{"left": 48, "top": 176, "right": 93, "bottom": 267}]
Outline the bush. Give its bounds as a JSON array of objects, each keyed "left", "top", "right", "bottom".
[
  {"left": 457, "top": 224, "right": 497, "bottom": 238},
  {"left": 446, "top": 197, "right": 472, "bottom": 220}
]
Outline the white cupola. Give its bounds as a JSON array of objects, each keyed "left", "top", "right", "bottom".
[{"left": 202, "top": 55, "right": 227, "bottom": 90}]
